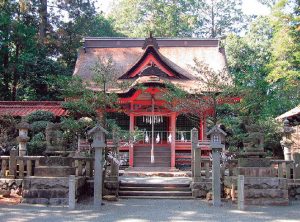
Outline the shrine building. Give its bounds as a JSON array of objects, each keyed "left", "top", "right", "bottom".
[{"left": 74, "top": 36, "right": 233, "bottom": 168}]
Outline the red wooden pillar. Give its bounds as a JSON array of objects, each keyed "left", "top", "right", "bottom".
[
  {"left": 202, "top": 115, "right": 207, "bottom": 140},
  {"left": 129, "top": 113, "right": 134, "bottom": 167},
  {"left": 170, "top": 112, "right": 176, "bottom": 168},
  {"left": 199, "top": 118, "right": 203, "bottom": 141}
]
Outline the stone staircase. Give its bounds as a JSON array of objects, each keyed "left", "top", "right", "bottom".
[
  {"left": 134, "top": 146, "right": 171, "bottom": 167},
  {"left": 119, "top": 181, "right": 192, "bottom": 199}
]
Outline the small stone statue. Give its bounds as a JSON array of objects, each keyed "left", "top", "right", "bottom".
[
  {"left": 242, "top": 122, "right": 265, "bottom": 157},
  {"left": 45, "top": 123, "right": 65, "bottom": 155}
]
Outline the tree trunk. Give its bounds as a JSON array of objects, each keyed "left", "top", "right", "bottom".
[
  {"left": 2, "top": 45, "right": 10, "bottom": 100},
  {"left": 39, "top": 0, "right": 47, "bottom": 42},
  {"left": 211, "top": 0, "right": 216, "bottom": 38},
  {"left": 12, "top": 44, "right": 20, "bottom": 101}
]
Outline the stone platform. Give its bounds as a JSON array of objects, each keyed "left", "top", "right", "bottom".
[{"left": 121, "top": 167, "right": 191, "bottom": 177}]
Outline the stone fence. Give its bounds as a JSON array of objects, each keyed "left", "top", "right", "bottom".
[{"left": 0, "top": 152, "right": 94, "bottom": 179}]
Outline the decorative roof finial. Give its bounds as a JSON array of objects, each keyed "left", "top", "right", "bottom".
[{"left": 142, "top": 32, "right": 159, "bottom": 50}]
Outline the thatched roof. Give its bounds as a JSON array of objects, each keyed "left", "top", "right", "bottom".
[{"left": 73, "top": 37, "right": 227, "bottom": 93}]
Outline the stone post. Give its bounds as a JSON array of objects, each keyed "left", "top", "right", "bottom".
[
  {"left": 237, "top": 175, "right": 245, "bottom": 210},
  {"left": 16, "top": 121, "right": 30, "bottom": 156},
  {"left": 9, "top": 148, "right": 17, "bottom": 178},
  {"left": 69, "top": 175, "right": 76, "bottom": 210},
  {"left": 87, "top": 124, "right": 108, "bottom": 207},
  {"left": 191, "top": 128, "right": 199, "bottom": 179},
  {"left": 207, "top": 125, "right": 227, "bottom": 207},
  {"left": 212, "top": 146, "right": 222, "bottom": 207}
]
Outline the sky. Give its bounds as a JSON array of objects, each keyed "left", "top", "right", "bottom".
[{"left": 97, "top": 0, "right": 271, "bottom": 16}]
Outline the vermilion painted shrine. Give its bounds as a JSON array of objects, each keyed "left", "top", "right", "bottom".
[{"left": 73, "top": 36, "right": 238, "bottom": 168}]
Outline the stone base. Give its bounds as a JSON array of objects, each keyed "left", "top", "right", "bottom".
[
  {"left": 22, "top": 176, "right": 86, "bottom": 205},
  {"left": 288, "top": 183, "right": 300, "bottom": 200},
  {"left": 237, "top": 167, "right": 276, "bottom": 177},
  {"left": 245, "top": 198, "right": 289, "bottom": 206},
  {"left": 34, "top": 166, "right": 76, "bottom": 177},
  {"left": 238, "top": 158, "right": 271, "bottom": 167}
]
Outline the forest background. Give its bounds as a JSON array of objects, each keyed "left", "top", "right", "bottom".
[{"left": 0, "top": 0, "right": 299, "bottom": 155}]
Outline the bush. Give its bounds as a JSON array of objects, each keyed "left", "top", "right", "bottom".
[
  {"left": 31, "top": 121, "right": 50, "bottom": 133},
  {"left": 26, "top": 110, "right": 55, "bottom": 123},
  {"left": 27, "top": 132, "right": 46, "bottom": 155}
]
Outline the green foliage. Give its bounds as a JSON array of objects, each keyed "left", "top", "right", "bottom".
[
  {"left": 26, "top": 111, "right": 55, "bottom": 123},
  {"left": 27, "top": 132, "right": 46, "bottom": 156},
  {"left": 110, "top": 0, "right": 247, "bottom": 38},
  {"left": 0, "top": 0, "right": 121, "bottom": 101},
  {"left": 30, "top": 121, "right": 50, "bottom": 133},
  {"left": 0, "top": 115, "right": 17, "bottom": 149}
]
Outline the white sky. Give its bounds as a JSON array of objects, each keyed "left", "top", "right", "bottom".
[{"left": 96, "top": 0, "right": 271, "bottom": 16}]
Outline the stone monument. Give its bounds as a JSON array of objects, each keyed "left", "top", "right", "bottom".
[{"left": 45, "top": 123, "right": 65, "bottom": 155}]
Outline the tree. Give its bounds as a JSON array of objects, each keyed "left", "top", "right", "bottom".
[
  {"left": 110, "top": 0, "right": 247, "bottom": 38},
  {"left": 194, "top": 0, "right": 246, "bottom": 38},
  {"left": 110, "top": 0, "right": 195, "bottom": 37}
]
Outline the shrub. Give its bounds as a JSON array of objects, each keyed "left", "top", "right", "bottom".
[
  {"left": 31, "top": 121, "right": 50, "bottom": 133},
  {"left": 26, "top": 110, "right": 55, "bottom": 123},
  {"left": 27, "top": 132, "right": 46, "bottom": 155}
]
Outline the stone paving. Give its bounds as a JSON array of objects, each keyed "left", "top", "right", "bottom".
[{"left": 1, "top": 199, "right": 300, "bottom": 222}]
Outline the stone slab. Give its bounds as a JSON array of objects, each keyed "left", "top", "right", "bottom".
[
  {"left": 23, "top": 177, "right": 69, "bottom": 190},
  {"left": 39, "top": 157, "right": 73, "bottom": 167},
  {"left": 23, "top": 188, "right": 68, "bottom": 198},
  {"left": 245, "top": 198, "right": 289, "bottom": 206},
  {"left": 238, "top": 158, "right": 271, "bottom": 167},
  {"left": 244, "top": 177, "right": 287, "bottom": 190},
  {"left": 237, "top": 167, "right": 276, "bottom": 177},
  {"left": 34, "top": 166, "right": 75, "bottom": 177},
  {"left": 244, "top": 189, "right": 288, "bottom": 199}
]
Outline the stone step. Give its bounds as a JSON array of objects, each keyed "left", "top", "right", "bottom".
[
  {"left": 134, "top": 147, "right": 170, "bottom": 151},
  {"left": 245, "top": 198, "right": 289, "bottom": 206},
  {"left": 119, "top": 196, "right": 193, "bottom": 199},
  {"left": 244, "top": 189, "right": 288, "bottom": 199},
  {"left": 120, "top": 186, "right": 191, "bottom": 191},
  {"left": 133, "top": 156, "right": 171, "bottom": 160},
  {"left": 119, "top": 190, "right": 192, "bottom": 197},
  {"left": 120, "top": 182, "right": 190, "bottom": 188},
  {"left": 121, "top": 171, "right": 191, "bottom": 177},
  {"left": 134, "top": 163, "right": 171, "bottom": 167}
]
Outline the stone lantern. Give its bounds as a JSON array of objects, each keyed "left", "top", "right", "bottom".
[
  {"left": 87, "top": 124, "right": 108, "bottom": 207},
  {"left": 207, "top": 125, "right": 227, "bottom": 207},
  {"left": 16, "top": 121, "right": 31, "bottom": 156},
  {"left": 281, "top": 119, "right": 294, "bottom": 161}
]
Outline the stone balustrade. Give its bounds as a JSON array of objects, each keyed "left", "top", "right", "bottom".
[
  {"left": 270, "top": 160, "right": 295, "bottom": 179},
  {"left": 0, "top": 155, "right": 94, "bottom": 179}
]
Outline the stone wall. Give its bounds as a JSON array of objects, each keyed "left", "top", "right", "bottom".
[
  {"left": 288, "top": 182, "right": 300, "bottom": 200},
  {"left": 190, "top": 180, "right": 212, "bottom": 198},
  {"left": 22, "top": 176, "right": 86, "bottom": 205}
]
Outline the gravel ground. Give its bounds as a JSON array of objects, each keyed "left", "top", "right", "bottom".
[{"left": 1, "top": 199, "right": 300, "bottom": 222}]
